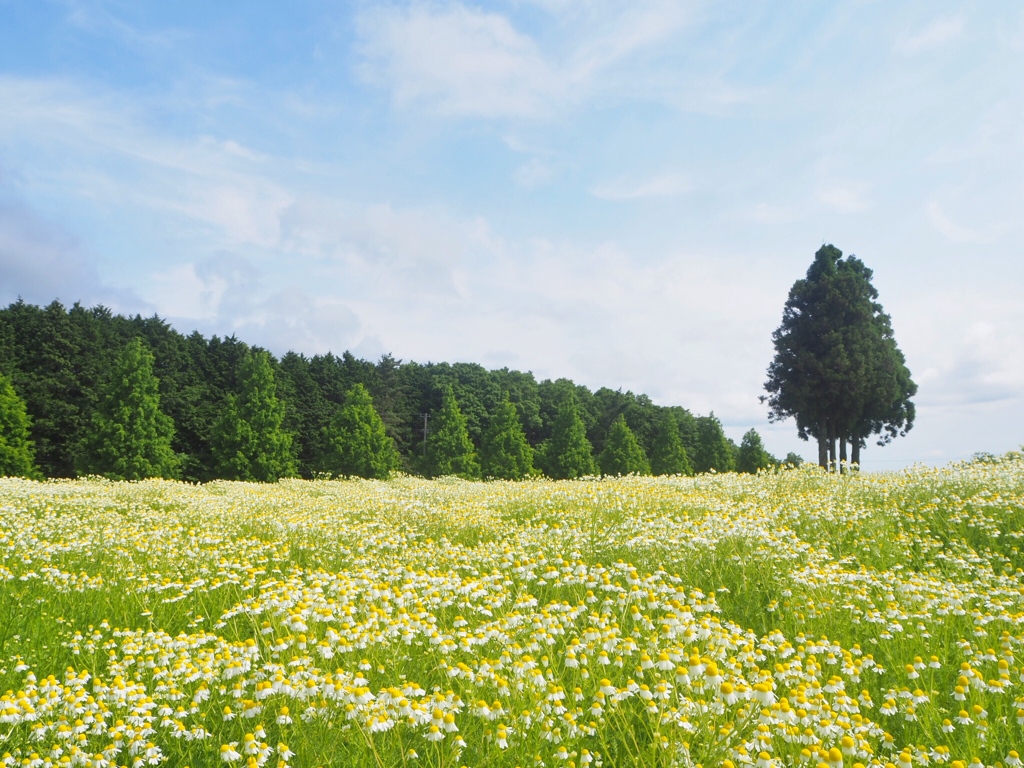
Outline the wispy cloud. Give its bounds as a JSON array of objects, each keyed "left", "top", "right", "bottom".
[
  {"left": 354, "top": 1, "right": 693, "bottom": 119},
  {"left": 513, "top": 158, "right": 555, "bottom": 188},
  {"left": 819, "top": 182, "right": 871, "bottom": 213},
  {"left": 356, "top": 4, "right": 556, "bottom": 118},
  {"left": 925, "top": 200, "right": 981, "bottom": 243},
  {"left": 590, "top": 173, "right": 689, "bottom": 201},
  {"left": 895, "top": 15, "right": 964, "bottom": 55},
  {"left": 745, "top": 203, "right": 800, "bottom": 225},
  {"left": 0, "top": 76, "right": 296, "bottom": 252},
  {"left": 63, "top": 1, "right": 188, "bottom": 53}
]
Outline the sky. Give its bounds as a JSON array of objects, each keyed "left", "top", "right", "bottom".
[{"left": 1, "top": 1, "right": 1022, "bottom": 470}]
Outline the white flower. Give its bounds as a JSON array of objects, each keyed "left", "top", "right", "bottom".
[{"left": 219, "top": 743, "right": 241, "bottom": 763}]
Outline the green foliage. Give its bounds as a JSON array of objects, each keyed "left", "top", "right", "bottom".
[
  {"left": 425, "top": 384, "right": 480, "bottom": 478},
  {"left": 327, "top": 383, "right": 400, "bottom": 479},
  {"left": 598, "top": 414, "right": 650, "bottom": 476},
  {"left": 0, "top": 372, "right": 39, "bottom": 479},
  {"left": 783, "top": 451, "right": 804, "bottom": 467},
  {"left": 211, "top": 350, "right": 297, "bottom": 482},
  {"left": 480, "top": 393, "right": 534, "bottom": 480},
  {"left": 541, "top": 384, "right": 596, "bottom": 479},
  {"left": 650, "top": 411, "right": 693, "bottom": 476},
  {"left": 586, "top": 388, "right": 658, "bottom": 459},
  {"left": 737, "top": 428, "right": 774, "bottom": 474},
  {"left": 694, "top": 413, "right": 735, "bottom": 473},
  {"left": 2, "top": 299, "right": 763, "bottom": 481},
  {"left": 763, "top": 244, "right": 916, "bottom": 466},
  {"left": 77, "top": 339, "right": 178, "bottom": 480}
]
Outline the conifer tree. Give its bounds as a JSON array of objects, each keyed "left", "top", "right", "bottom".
[
  {"left": 694, "top": 413, "right": 735, "bottom": 473},
  {"left": 327, "top": 383, "right": 400, "bottom": 479},
  {"left": 480, "top": 393, "right": 534, "bottom": 480},
  {"left": 425, "top": 384, "right": 479, "bottom": 478},
  {"left": 763, "top": 244, "right": 916, "bottom": 470},
  {"left": 650, "top": 411, "right": 692, "bottom": 476},
  {"left": 78, "top": 339, "right": 178, "bottom": 480},
  {"left": 0, "top": 372, "right": 40, "bottom": 479},
  {"left": 598, "top": 414, "right": 650, "bottom": 476},
  {"left": 542, "top": 385, "right": 596, "bottom": 479},
  {"left": 737, "top": 428, "right": 773, "bottom": 474},
  {"left": 211, "top": 350, "right": 296, "bottom": 482}
]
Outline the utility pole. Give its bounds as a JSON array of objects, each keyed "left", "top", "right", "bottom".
[{"left": 421, "top": 412, "right": 430, "bottom": 456}]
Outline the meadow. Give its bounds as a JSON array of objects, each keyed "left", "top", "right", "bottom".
[{"left": 0, "top": 456, "right": 1022, "bottom": 768}]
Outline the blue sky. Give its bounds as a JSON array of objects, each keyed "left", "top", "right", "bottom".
[{"left": 1, "top": 1, "right": 1022, "bottom": 469}]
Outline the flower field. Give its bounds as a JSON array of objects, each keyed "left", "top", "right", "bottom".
[{"left": 1, "top": 457, "right": 1023, "bottom": 768}]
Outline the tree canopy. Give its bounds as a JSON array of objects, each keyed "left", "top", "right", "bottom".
[
  {"left": 650, "top": 410, "right": 693, "bottom": 476},
  {"left": 327, "top": 383, "right": 400, "bottom": 479},
  {"left": 737, "top": 428, "right": 773, "bottom": 474},
  {"left": 763, "top": 244, "right": 916, "bottom": 470},
  {"left": 424, "top": 384, "right": 480, "bottom": 478},
  {"left": 598, "top": 414, "right": 650, "bottom": 476},
  {"left": 1, "top": 299, "right": 773, "bottom": 481},
  {"left": 694, "top": 413, "right": 735, "bottom": 474},
  {"left": 480, "top": 392, "right": 534, "bottom": 480},
  {"left": 0, "top": 371, "right": 39, "bottom": 479},
  {"left": 77, "top": 339, "right": 178, "bottom": 480},
  {"left": 540, "top": 383, "right": 596, "bottom": 479},
  {"left": 211, "top": 350, "right": 296, "bottom": 482}
]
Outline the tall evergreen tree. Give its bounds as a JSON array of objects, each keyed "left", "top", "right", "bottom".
[
  {"left": 277, "top": 351, "right": 332, "bottom": 477},
  {"left": 598, "top": 415, "right": 650, "bottom": 476},
  {"left": 424, "top": 384, "right": 479, "bottom": 478},
  {"left": 211, "top": 350, "right": 296, "bottom": 482},
  {"left": 327, "top": 383, "right": 400, "bottom": 479},
  {"left": 480, "top": 393, "right": 534, "bottom": 480},
  {"left": 694, "top": 413, "right": 735, "bottom": 473},
  {"left": 77, "top": 339, "right": 178, "bottom": 480},
  {"left": 541, "top": 384, "right": 596, "bottom": 479},
  {"left": 0, "top": 372, "right": 40, "bottom": 479},
  {"left": 737, "top": 428, "right": 773, "bottom": 474},
  {"left": 650, "top": 411, "right": 693, "bottom": 476},
  {"left": 763, "top": 244, "right": 916, "bottom": 470}
]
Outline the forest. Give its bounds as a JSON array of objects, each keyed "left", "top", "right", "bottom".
[{"left": 0, "top": 299, "right": 788, "bottom": 481}]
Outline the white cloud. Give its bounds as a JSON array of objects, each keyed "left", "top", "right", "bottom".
[
  {"left": 279, "top": 197, "right": 494, "bottom": 299},
  {"left": 0, "top": 191, "right": 143, "bottom": 311},
  {"left": 590, "top": 172, "right": 689, "bottom": 201},
  {"left": 0, "top": 75, "right": 299, "bottom": 255},
  {"left": 145, "top": 255, "right": 363, "bottom": 356},
  {"left": 148, "top": 262, "right": 228, "bottom": 321},
  {"left": 819, "top": 182, "right": 871, "bottom": 213},
  {"left": 898, "top": 289, "right": 1024, "bottom": 410},
  {"left": 513, "top": 158, "right": 555, "bottom": 188},
  {"left": 356, "top": 4, "right": 556, "bottom": 118},
  {"left": 925, "top": 200, "right": 982, "bottom": 243},
  {"left": 895, "top": 15, "right": 964, "bottom": 55},
  {"left": 355, "top": 1, "right": 693, "bottom": 119},
  {"left": 746, "top": 203, "right": 800, "bottom": 225}
]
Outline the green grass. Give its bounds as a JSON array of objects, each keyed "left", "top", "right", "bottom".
[{"left": 0, "top": 453, "right": 1022, "bottom": 767}]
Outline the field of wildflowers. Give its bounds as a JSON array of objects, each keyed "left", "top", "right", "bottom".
[{"left": 0, "top": 456, "right": 1022, "bottom": 768}]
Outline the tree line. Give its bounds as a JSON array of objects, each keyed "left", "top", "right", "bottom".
[{"left": 0, "top": 299, "right": 792, "bottom": 481}]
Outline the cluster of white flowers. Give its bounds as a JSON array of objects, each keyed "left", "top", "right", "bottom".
[{"left": 0, "top": 457, "right": 1021, "bottom": 767}]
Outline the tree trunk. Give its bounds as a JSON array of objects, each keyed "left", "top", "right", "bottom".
[
  {"left": 851, "top": 439, "right": 860, "bottom": 470},
  {"left": 839, "top": 437, "right": 847, "bottom": 475},
  {"left": 828, "top": 425, "right": 837, "bottom": 473},
  {"left": 818, "top": 431, "right": 828, "bottom": 469}
]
